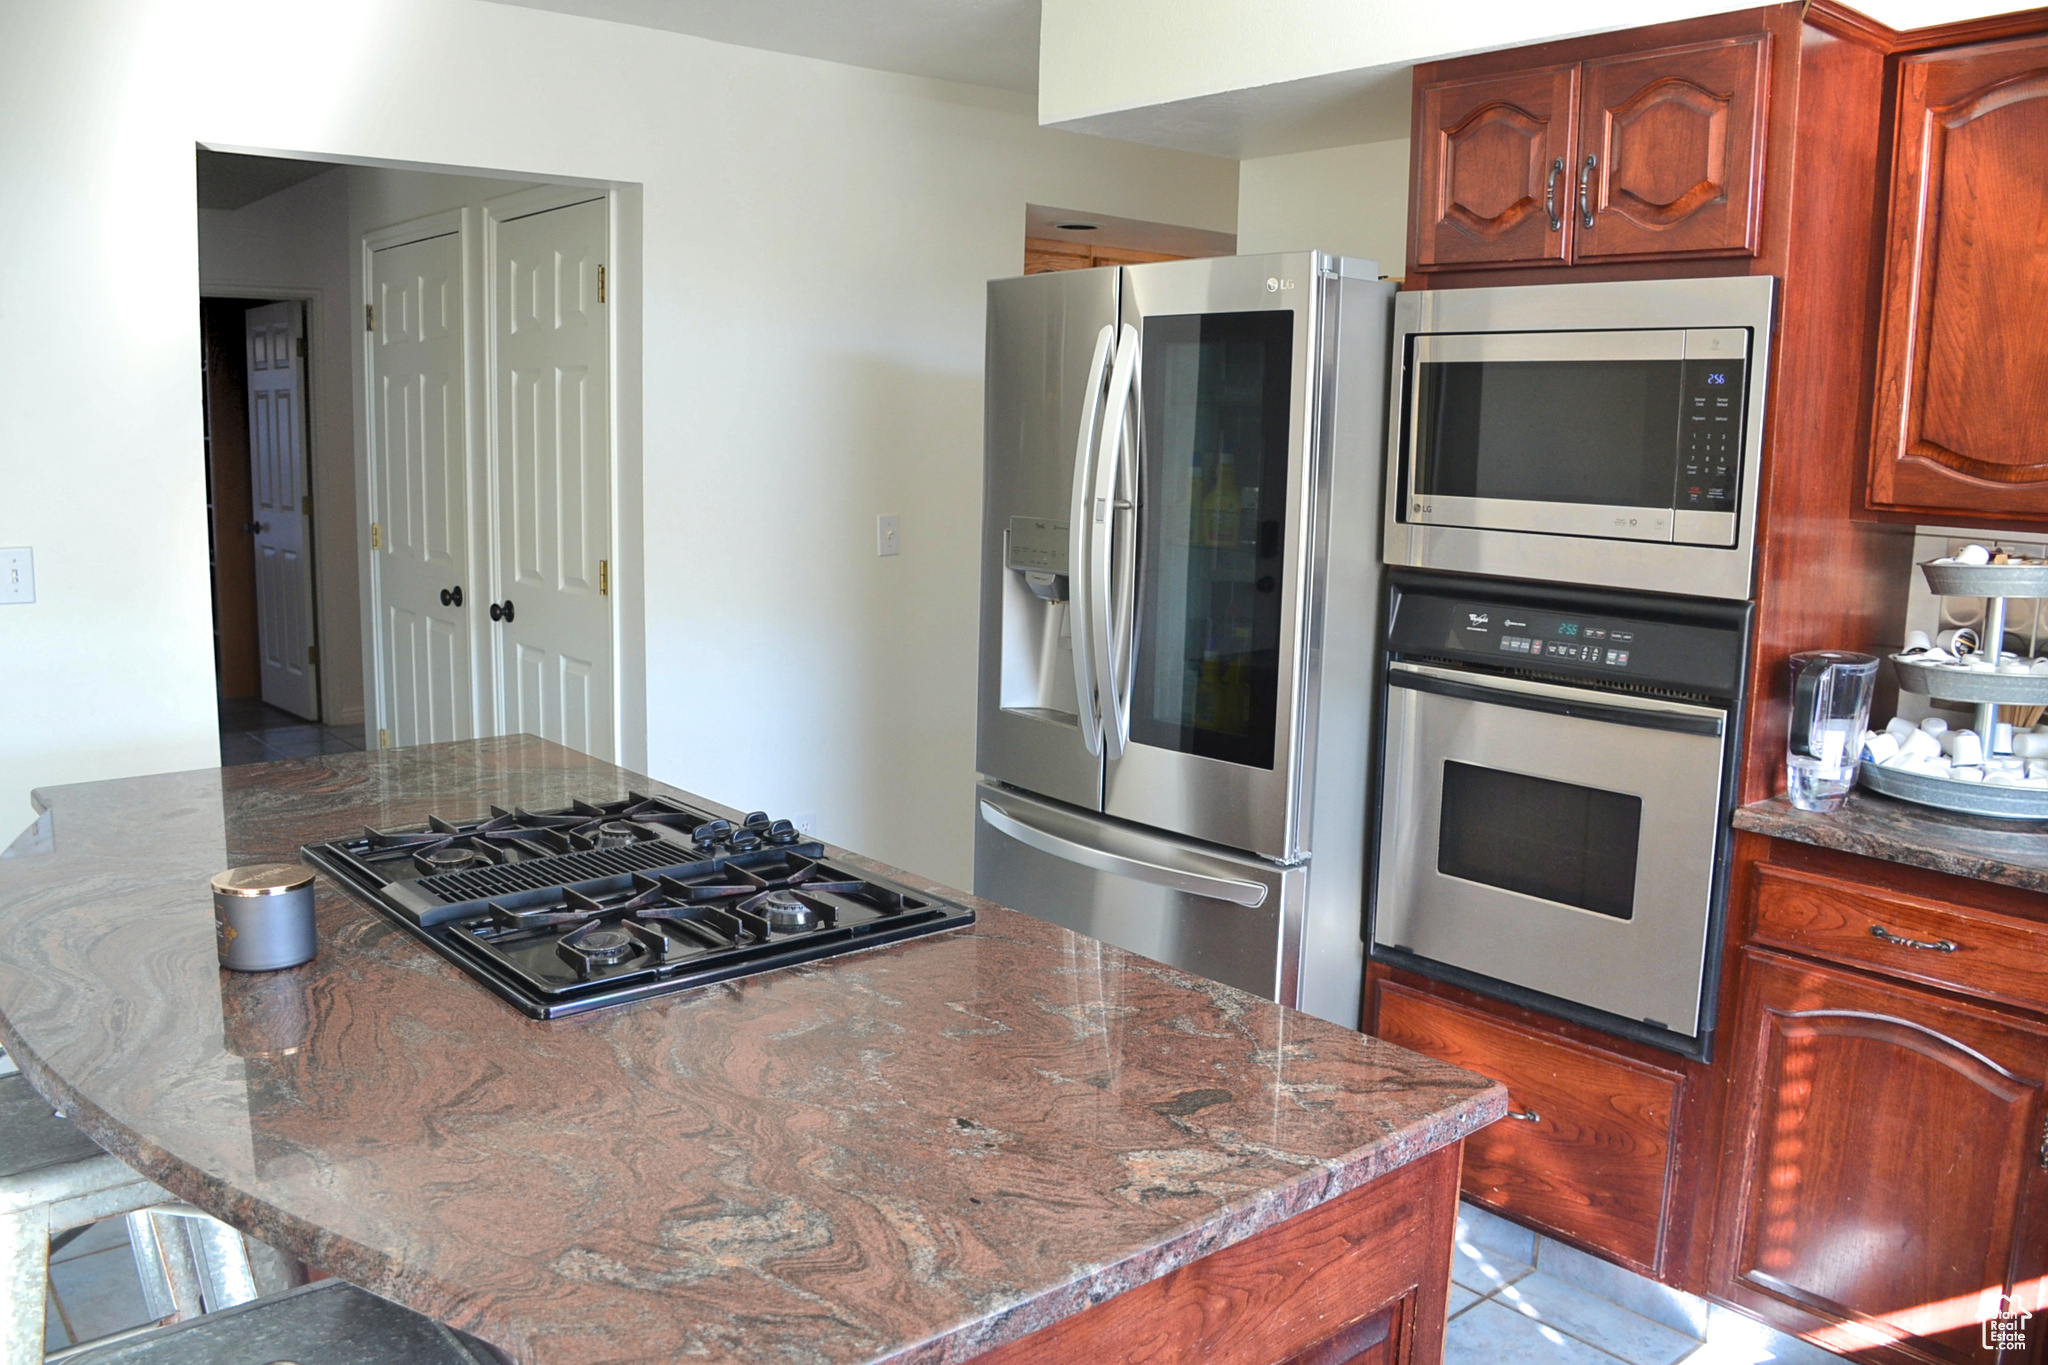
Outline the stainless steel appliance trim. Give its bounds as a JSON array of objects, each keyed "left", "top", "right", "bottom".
[
  {"left": 1412, "top": 330, "right": 1685, "bottom": 364},
  {"left": 1383, "top": 275, "right": 1776, "bottom": 601},
  {"left": 1068, "top": 323, "right": 1115, "bottom": 758},
  {"left": 978, "top": 799, "right": 1269, "bottom": 907},
  {"left": 1407, "top": 493, "right": 1675, "bottom": 542},
  {"left": 1388, "top": 661, "right": 1727, "bottom": 730}
]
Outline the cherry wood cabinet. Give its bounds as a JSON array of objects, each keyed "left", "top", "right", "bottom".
[
  {"left": 969, "top": 1143, "right": 1461, "bottom": 1365},
  {"left": 1410, "top": 33, "right": 1768, "bottom": 271},
  {"left": 1371, "top": 980, "right": 1683, "bottom": 1276},
  {"left": 1575, "top": 37, "right": 1769, "bottom": 261},
  {"left": 1715, "top": 947, "right": 2048, "bottom": 1363},
  {"left": 1868, "top": 32, "right": 2048, "bottom": 519},
  {"left": 1411, "top": 66, "right": 1577, "bottom": 270}
]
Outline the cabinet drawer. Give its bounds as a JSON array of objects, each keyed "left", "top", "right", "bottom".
[
  {"left": 1752, "top": 864, "right": 2048, "bottom": 1013},
  {"left": 1373, "top": 980, "right": 1680, "bottom": 1274}
]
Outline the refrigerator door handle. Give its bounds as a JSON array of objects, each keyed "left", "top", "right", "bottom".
[
  {"left": 1090, "top": 323, "right": 1141, "bottom": 758},
  {"left": 1068, "top": 323, "right": 1116, "bottom": 757},
  {"left": 978, "top": 800, "right": 1270, "bottom": 908}
]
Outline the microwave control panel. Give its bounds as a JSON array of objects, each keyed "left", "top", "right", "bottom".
[
  {"left": 1388, "top": 592, "right": 1745, "bottom": 697},
  {"left": 1678, "top": 355, "right": 1747, "bottom": 514}
]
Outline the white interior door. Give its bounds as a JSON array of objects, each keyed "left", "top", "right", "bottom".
[
  {"left": 491, "top": 198, "right": 613, "bottom": 759},
  {"left": 369, "top": 231, "right": 473, "bottom": 748},
  {"left": 245, "top": 301, "right": 319, "bottom": 719}
]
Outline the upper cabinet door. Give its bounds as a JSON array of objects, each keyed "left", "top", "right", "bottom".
[
  {"left": 1574, "top": 36, "right": 1769, "bottom": 262},
  {"left": 1870, "top": 34, "right": 2048, "bottom": 517},
  {"left": 1412, "top": 65, "right": 1577, "bottom": 271}
]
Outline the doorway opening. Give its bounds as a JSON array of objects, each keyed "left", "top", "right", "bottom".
[
  {"left": 198, "top": 296, "right": 365, "bottom": 764},
  {"left": 195, "top": 146, "right": 645, "bottom": 769}
]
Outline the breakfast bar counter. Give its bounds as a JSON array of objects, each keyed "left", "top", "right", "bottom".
[{"left": 0, "top": 738, "right": 1501, "bottom": 1365}]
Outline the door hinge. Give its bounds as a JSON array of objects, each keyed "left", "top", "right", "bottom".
[
  {"left": 378, "top": 728, "right": 390, "bottom": 750},
  {"left": 365, "top": 303, "right": 374, "bottom": 332},
  {"left": 295, "top": 335, "right": 307, "bottom": 359},
  {"left": 301, "top": 494, "right": 313, "bottom": 515},
  {"left": 307, "top": 644, "right": 319, "bottom": 666},
  {"left": 370, "top": 522, "right": 381, "bottom": 550},
  {"left": 599, "top": 559, "right": 609, "bottom": 596},
  {"left": 598, "top": 264, "right": 606, "bottom": 304}
]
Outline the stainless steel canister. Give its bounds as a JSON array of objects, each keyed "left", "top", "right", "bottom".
[{"left": 210, "top": 865, "right": 317, "bottom": 972}]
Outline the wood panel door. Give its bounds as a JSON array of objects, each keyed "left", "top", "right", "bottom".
[
  {"left": 369, "top": 231, "right": 475, "bottom": 749},
  {"left": 245, "top": 301, "right": 320, "bottom": 719},
  {"left": 1574, "top": 35, "right": 1769, "bottom": 262},
  {"left": 1716, "top": 950, "right": 2048, "bottom": 1362},
  {"left": 491, "top": 197, "right": 613, "bottom": 760},
  {"left": 1869, "top": 34, "right": 2048, "bottom": 518},
  {"left": 1412, "top": 65, "right": 1576, "bottom": 270}
]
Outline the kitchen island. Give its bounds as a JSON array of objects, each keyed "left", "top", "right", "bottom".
[{"left": 0, "top": 738, "right": 1503, "bottom": 1365}]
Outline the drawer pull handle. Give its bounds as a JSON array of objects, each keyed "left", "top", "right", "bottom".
[
  {"left": 1870, "top": 923, "right": 1958, "bottom": 953},
  {"left": 1506, "top": 1109, "right": 1541, "bottom": 1123}
]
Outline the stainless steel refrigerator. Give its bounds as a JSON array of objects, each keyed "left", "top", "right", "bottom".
[{"left": 973, "top": 252, "right": 1394, "bottom": 1028}]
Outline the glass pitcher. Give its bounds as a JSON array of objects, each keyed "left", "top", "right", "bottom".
[{"left": 1786, "top": 651, "right": 1880, "bottom": 812}]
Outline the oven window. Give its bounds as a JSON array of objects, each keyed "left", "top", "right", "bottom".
[
  {"left": 1414, "top": 359, "right": 1682, "bottom": 508},
  {"left": 1437, "top": 761, "right": 1640, "bottom": 920}
]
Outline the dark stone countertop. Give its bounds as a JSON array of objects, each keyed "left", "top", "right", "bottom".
[
  {"left": 0, "top": 738, "right": 1503, "bottom": 1365},
  {"left": 1735, "top": 788, "right": 2048, "bottom": 894}
]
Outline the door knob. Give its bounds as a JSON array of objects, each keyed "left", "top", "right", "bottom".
[
  {"left": 490, "top": 599, "right": 515, "bottom": 623},
  {"left": 440, "top": 586, "right": 463, "bottom": 607},
  {"left": 244, "top": 521, "right": 268, "bottom": 535}
]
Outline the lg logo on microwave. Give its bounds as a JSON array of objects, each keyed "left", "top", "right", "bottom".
[
  {"left": 1412, "top": 500, "right": 1432, "bottom": 513},
  {"left": 1264, "top": 277, "right": 1297, "bottom": 293}
]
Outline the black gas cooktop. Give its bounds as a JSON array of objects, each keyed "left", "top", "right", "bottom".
[{"left": 302, "top": 792, "right": 974, "bottom": 1018}]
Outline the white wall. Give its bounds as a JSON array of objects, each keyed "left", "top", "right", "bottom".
[
  {"left": 1236, "top": 139, "right": 1411, "bottom": 277},
  {"left": 197, "top": 167, "right": 365, "bottom": 725},
  {"left": 0, "top": 0, "right": 1237, "bottom": 890},
  {"left": 1038, "top": 0, "right": 1753, "bottom": 133}
]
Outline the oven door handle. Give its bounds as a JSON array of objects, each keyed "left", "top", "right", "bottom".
[{"left": 1387, "top": 662, "right": 1726, "bottom": 738}]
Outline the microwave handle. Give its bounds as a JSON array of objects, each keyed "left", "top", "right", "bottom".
[{"left": 1387, "top": 662, "right": 1725, "bottom": 738}]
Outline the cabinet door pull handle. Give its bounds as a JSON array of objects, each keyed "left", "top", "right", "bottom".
[
  {"left": 1870, "top": 923, "right": 1958, "bottom": 953},
  {"left": 489, "top": 600, "right": 515, "bottom": 623},
  {"left": 1545, "top": 158, "right": 1564, "bottom": 232},
  {"left": 1506, "top": 1109, "right": 1540, "bottom": 1122},
  {"left": 1578, "top": 154, "right": 1598, "bottom": 229}
]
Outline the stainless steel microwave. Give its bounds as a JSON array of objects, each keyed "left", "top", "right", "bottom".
[{"left": 1383, "top": 276, "right": 1776, "bottom": 601}]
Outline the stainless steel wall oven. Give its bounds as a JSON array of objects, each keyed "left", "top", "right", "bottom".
[{"left": 1372, "top": 571, "right": 1751, "bottom": 1058}]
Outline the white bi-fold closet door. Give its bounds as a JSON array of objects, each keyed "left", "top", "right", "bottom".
[{"left": 364, "top": 192, "right": 615, "bottom": 759}]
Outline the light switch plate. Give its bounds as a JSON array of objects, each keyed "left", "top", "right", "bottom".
[
  {"left": 876, "top": 514, "right": 901, "bottom": 557},
  {"left": 0, "top": 548, "right": 32, "bottom": 604}
]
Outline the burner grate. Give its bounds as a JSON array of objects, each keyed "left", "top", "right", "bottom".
[{"left": 416, "top": 842, "right": 692, "bottom": 902}]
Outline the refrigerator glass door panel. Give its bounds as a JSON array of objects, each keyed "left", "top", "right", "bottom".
[
  {"left": 1105, "top": 254, "right": 1321, "bottom": 859},
  {"left": 975, "top": 782, "right": 1301, "bottom": 1004},
  {"left": 1374, "top": 669, "right": 1727, "bottom": 1035},
  {"left": 977, "top": 270, "right": 1118, "bottom": 810}
]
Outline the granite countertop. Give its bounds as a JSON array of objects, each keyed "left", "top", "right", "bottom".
[
  {"left": 0, "top": 738, "right": 1502, "bottom": 1365},
  {"left": 1735, "top": 788, "right": 2048, "bottom": 893}
]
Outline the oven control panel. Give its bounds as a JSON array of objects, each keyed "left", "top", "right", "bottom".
[{"left": 1387, "top": 587, "right": 1746, "bottom": 697}]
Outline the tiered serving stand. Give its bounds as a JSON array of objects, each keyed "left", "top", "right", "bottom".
[{"left": 1860, "top": 559, "right": 2048, "bottom": 820}]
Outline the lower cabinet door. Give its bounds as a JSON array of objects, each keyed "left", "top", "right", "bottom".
[
  {"left": 1716, "top": 950, "right": 2048, "bottom": 1363},
  {"left": 1373, "top": 979, "right": 1682, "bottom": 1274}
]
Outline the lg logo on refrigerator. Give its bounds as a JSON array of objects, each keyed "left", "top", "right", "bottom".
[{"left": 1264, "top": 278, "right": 1297, "bottom": 293}]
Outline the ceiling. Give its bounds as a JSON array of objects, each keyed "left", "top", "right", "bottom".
[
  {"left": 479, "top": 0, "right": 1042, "bottom": 93},
  {"left": 195, "top": 150, "right": 340, "bottom": 211}
]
